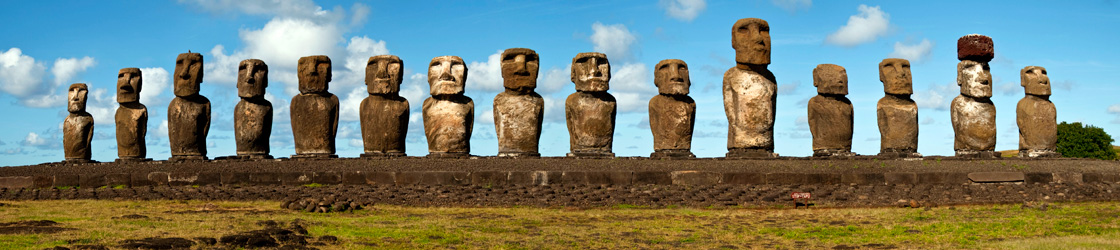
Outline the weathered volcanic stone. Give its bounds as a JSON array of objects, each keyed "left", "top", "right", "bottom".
[
  {"left": 115, "top": 68, "right": 149, "bottom": 161},
  {"left": 423, "top": 56, "right": 473, "bottom": 158},
  {"left": 877, "top": 58, "right": 919, "bottom": 157},
  {"left": 291, "top": 55, "right": 339, "bottom": 158},
  {"left": 235, "top": 59, "right": 272, "bottom": 159},
  {"left": 566, "top": 52, "right": 615, "bottom": 158},
  {"left": 952, "top": 56, "right": 997, "bottom": 157},
  {"left": 361, "top": 55, "right": 409, "bottom": 157},
  {"left": 168, "top": 52, "right": 211, "bottom": 161},
  {"left": 1017, "top": 66, "right": 1059, "bottom": 158},
  {"left": 808, "top": 64, "right": 854, "bottom": 157},
  {"left": 494, "top": 48, "right": 543, "bottom": 158},
  {"left": 649, "top": 59, "right": 695, "bottom": 159},
  {"left": 64, "top": 83, "right": 94, "bottom": 162},
  {"left": 724, "top": 18, "right": 777, "bottom": 158},
  {"left": 957, "top": 34, "right": 994, "bottom": 62}
]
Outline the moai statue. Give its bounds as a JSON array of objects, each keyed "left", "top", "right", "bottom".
[
  {"left": 63, "top": 83, "right": 94, "bottom": 163},
  {"left": 876, "top": 58, "right": 920, "bottom": 158},
  {"left": 494, "top": 48, "right": 544, "bottom": 158},
  {"left": 1017, "top": 66, "right": 1059, "bottom": 158},
  {"left": 951, "top": 34, "right": 998, "bottom": 158},
  {"left": 234, "top": 59, "right": 272, "bottom": 159},
  {"left": 290, "top": 55, "right": 339, "bottom": 158},
  {"left": 565, "top": 52, "right": 616, "bottom": 158},
  {"left": 168, "top": 52, "right": 211, "bottom": 161},
  {"left": 648, "top": 59, "right": 696, "bottom": 159},
  {"left": 724, "top": 18, "right": 778, "bottom": 158},
  {"left": 360, "top": 55, "right": 409, "bottom": 158},
  {"left": 808, "top": 64, "right": 854, "bottom": 157},
  {"left": 423, "top": 56, "right": 474, "bottom": 158},
  {"left": 115, "top": 68, "right": 149, "bottom": 162}
]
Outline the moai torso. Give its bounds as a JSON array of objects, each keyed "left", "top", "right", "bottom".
[
  {"left": 291, "top": 55, "right": 339, "bottom": 157},
  {"left": 649, "top": 59, "right": 696, "bottom": 158},
  {"left": 63, "top": 83, "right": 93, "bottom": 162},
  {"left": 234, "top": 59, "right": 272, "bottom": 157},
  {"left": 566, "top": 52, "right": 615, "bottom": 157},
  {"left": 361, "top": 55, "right": 409, "bottom": 156},
  {"left": 423, "top": 56, "right": 473, "bottom": 157},
  {"left": 494, "top": 48, "right": 544, "bottom": 157},
  {"left": 808, "top": 64, "right": 853, "bottom": 156},
  {"left": 1017, "top": 66, "right": 1058, "bottom": 157},
  {"left": 951, "top": 35, "right": 997, "bottom": 156},
  {"left": 168, "top": 53, "right": 210, "bottom": 159},
  {"left": 115, "top": 68, "right": 148, "bottom": 160},
  {"left": 876, "top": 58, "right": 919, "bottom": 156},
  {"left": 724, "top": 18, "right": 777, "bottom": 157}
]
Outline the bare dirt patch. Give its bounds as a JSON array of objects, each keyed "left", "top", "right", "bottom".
[{"left": 0, "top": 220, "right": 74, "bottom": 234}]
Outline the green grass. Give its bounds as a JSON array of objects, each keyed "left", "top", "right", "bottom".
[{"left": 0, "top": 200, "right": 1118, "bottom": 249}]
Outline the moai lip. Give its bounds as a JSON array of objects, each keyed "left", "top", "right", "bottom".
[
  {"left": 957, "top": 34, "right": 994, "bottom": 62},
  {"left": 291, "top": 55, "right": 339, "bottom": 159},
  {"left": 235, "top": 59, "right": 272, "bottom": 159},
  {"left": 567, "top": 52, "right": 616, "bottom": 158},
  {"left": 495, "top": 48, "right": 544, "bottom": 158},
  {"left": 649, "top": 59, "right": 695, "bottom": 159},
  {"left": 877, "top": 59, "right": 919, "bottom": 158},
  {"left": 169, "top": 52, "right": 211, "bottom": 161},
  {"left": 424, "top": 55, "right": 473, "bottom": 158},
  {"left": 724, "top": 18, "right": 777, "bottom": 158},
  {"left": 64, "top": 83, "right": 94, "bottom": 163},
  {"left": 361, "top": 55, "right": 408, "bottom": 158},
  {"left": 809, "top": 64, "right": 854, "bottom": 157},
  {"left": 1017, "top": 66, "right": 1058, "bottom": 158}
]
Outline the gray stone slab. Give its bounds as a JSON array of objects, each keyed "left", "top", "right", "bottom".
[{"left": 968, "top": 172, "right": 1025, "bottom": 183}]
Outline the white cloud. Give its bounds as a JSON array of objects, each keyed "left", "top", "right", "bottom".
[
  {"left": 400, "top": 73, "right": 427, "bottom": 111},
  {"left": 914, "top": 83, "right": 957, "bottom": 111},
  {"left": 0, "top": 48, "right": 46, "bottom": 97},
  {"left": 888, "top": 39, "right": 934, "bottom": 62},
  {"left": 140, "top": 67, "right": 170, "bottom": 105},
  {"left": 541, "top": 95, "right": 566, "bottom": 123},
  {"left": 479, "top": 109, "right": 494, "bottom": 125},
  {"left": 659, "top": 0, "right": 706, "bottom": 22},
  {"left": 84, "top": 88, "right": 116, "bottom": 125},
  {"left": 51, "top": 57, "right": 96, "bottom": 87},
  {"left": 22, "top": 132, "right": 46, "bottom": 147},
  {"left": 21, "top": 131, "right": 61, "bottom": 150},
  {"left": 241, "top": 18, "right": 344, "bottom": 69},
  {"left": 538, "top": 66, "right": 570, "bottom": 94},
  {"left": 181, "top": 0, "right": 343, "bottom": 23},
  {"left": 349, "top": 3, "right": 370, "bottom": 27},
  {"left": 825, "top": 5, "right": 890, "bottom": 47},
  {"left": 205, "top": 45, "right": 244, "bottom": 85},
  {"left": 590, "top": 22, "right": 638, "bottom": 60},
  {"left": 339, "top": 86, "right": 366, "bottom": 122},
  {"left": 772, "top": 0, "right": 812, "bottom": 12},
  {"left": 610, "top": 63, "right": 656, "bottom": 113},
  {"left": 264, "top": 92, "right": 290, "bottom": 123},
  {"left": 155, "top": 119, "right": 170, "bottom": 139},
  {"left": 344, "top": 36, "right": 389, "bottom": 73},
  {"left": 466, "top": 51, "right": 504, "bottom": 93},
  {"left": 1108, "top": 104, "right": 1120, "bottom": 124},
  {"left": 777, "top": 81, "right": 800, "bottom": 96}
]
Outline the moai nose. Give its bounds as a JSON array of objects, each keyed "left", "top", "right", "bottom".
[{"left": 376, "top": 61, "right": 390, "bottom": 78}]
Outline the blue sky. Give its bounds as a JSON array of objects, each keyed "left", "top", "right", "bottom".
[{"left": 1, "top": 0, "right": 1118, "bottom": 166}]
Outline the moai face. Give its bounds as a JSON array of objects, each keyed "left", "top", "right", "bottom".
[
  {"left": 427, "top": 56, "right": 467, "bottom": 96},
  {"left": 174, "top": 53, "right": 204, "bottom": 97},
  {"left": 813, "top": 64, "right": 848, "bottom": 95},
  {"left": 500, "top": 48, "right": 539, "bottom": 92},
  {"left": 366, "top": 55, "right": 403, "bottom": 95},
  {"left": 298, "top": 55, "right": 332, "bottom": 94},
  {"left": 237, "top": 59, "right": 268, "bottom": 98},
  {"left": 1021, "top": 66, "right": 1050, "bottom": 96},
  {"left": 879, "top": 58, "right": 913, "bottom": 95},
  {"left": 654, "top": 59, "right": 690, "bottom": 95},
  {"left": 571, "top": 52, "right": 610, "bottom": 92},
  {"left": 957, "top": 60, "right": 992, "bottom": 98},
  {"left": 117, "top": 68, "right": 142, "bottom": 103},
  {"left": 731, "top": 18, "right": 771, "bottom": 65},
  {"left": 67, "top": 83, "right": 88, "bottom": 113}
]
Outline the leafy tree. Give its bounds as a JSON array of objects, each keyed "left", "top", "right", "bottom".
[{"left": 1056, "top": 122, "right": 1117, "bottom": 160}]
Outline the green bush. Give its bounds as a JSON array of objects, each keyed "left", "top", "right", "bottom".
[{"left": 1056, "top": 122, "right": 1117, "bottom": 160}]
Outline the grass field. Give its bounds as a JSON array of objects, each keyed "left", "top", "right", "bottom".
[{"left": 1, "top": 200, "right": 1119, "bottom": 249}]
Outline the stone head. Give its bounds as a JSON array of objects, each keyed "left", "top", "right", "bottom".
[
  {"left": 957, "top": 60, "right": 992, "bottom": 98},
  {"left": 366, "top": 55, "right": 403, "bottom": 95},
  {"left": 500, "top": 48, "right": 539, "bottom": 93},
  {"left": 654, "top": 59, "right": 690, "bottom": 95},
  {"left": 237, "top": 59, "right": 268, "bottom": 99},
  {"left": 813, "top": 64, "right": 848, "bottom": 95},
  {"left": 68, "top": 83, "right": 88, "bottom": 113},
  {"left": 1021, "top": 66, "right": 1050, "bottom": 96},
  {"left": 117, "top": 68, "right": 142, "bottom": 103},
  {"left": 298, "top": 55, "right": 332, "bottom": 94},
  {"left": 427, "top": 56, "right": 467, "bottom": 96},
  {"left": 571, "top": 52, "right": 610, "bottom": 92},
  {"left": 174, "top": 52, "right": 204, "bottom": 97},
  {"left": 731, "top": 18, "right": 771, "bottom": 65},
  {"left": 879, "top": 58, "right": 913, "bottom": 95}
]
